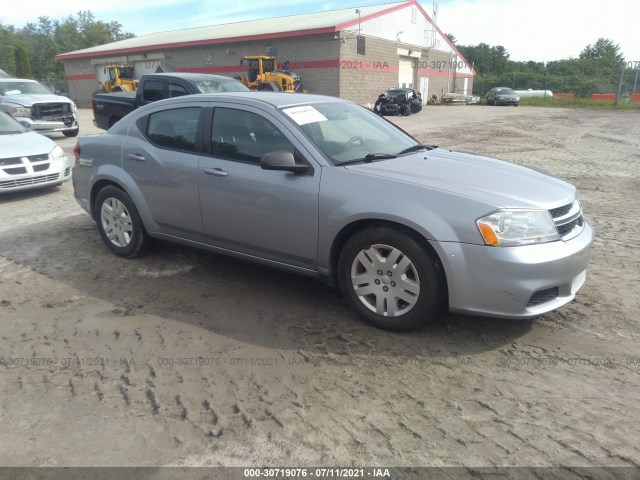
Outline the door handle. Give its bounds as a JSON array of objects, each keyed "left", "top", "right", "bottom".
[
  {"left": 203, "top": 168, "right": 228, "bottom": 177},
  {"left": 127, "top": 153, "right": 146, "bottom": 161}
]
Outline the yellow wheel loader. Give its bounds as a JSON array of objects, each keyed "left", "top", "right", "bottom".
[
  {"left": 238, "top": 56, "right": 306, "bottom": 93},
  {"left": 98, "top": 66, "right": 139, "bottom": 93}
]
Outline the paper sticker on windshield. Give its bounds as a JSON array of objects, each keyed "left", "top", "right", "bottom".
[{"left": 282, "top": 106, "right": 327, "bottom": 125}]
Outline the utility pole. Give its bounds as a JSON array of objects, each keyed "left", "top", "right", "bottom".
[{"left": 615, "top": 67, "right": 625, "bottom": 106}]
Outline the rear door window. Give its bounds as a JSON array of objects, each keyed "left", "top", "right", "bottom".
[
  {"left": 143, "top": 80, "right": 165, "bottom": 103},
  {"left": 146, "top": 107, "right": 201, "bottom": 152}
]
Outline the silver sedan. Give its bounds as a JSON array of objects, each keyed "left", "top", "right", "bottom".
[{"left": 72, "top": 93, "right": 592, "bottom": 331}]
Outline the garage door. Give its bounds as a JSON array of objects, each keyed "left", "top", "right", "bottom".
[{"left": 398, "top": 58, "right": 413, "bottom": 88}]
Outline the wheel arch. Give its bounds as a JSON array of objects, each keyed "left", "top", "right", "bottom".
[
  {"left": 90, "top": 179, "right": 125, "bottom": 220},
  {"left": 328, "top": 219, "right": 447, "bottom": 295},
  {"left": 89, "top": 173, "right": 158, "bottom": 235}
]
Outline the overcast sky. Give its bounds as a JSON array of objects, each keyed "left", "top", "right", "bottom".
[{"left": 2, "top": 0, "right": 638, "bottom": 63}]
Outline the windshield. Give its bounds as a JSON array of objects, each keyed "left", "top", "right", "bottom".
[
  {"left": 495, "top": 88, "right": 515, "bottom": 94},
  {"left": 282, "top": 102, "right": 417, "bottom": 165},
  {"left": 195, "top": 79, "right": 249, "bottom": 93},
  {"left": 0, "top": 111, "right": 27, "bottom": 134},
  {"left": 0, "top": 81, "right": 52, "bottom": 96}
]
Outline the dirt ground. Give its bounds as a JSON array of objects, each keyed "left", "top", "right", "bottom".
[{"left": 0, "top": 105, "right": 638, "bottom": 471}]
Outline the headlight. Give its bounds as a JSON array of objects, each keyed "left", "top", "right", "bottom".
[
  {"left": 516, "top": 96, "right": 521, "bottom": 101},
  {"left": 476, "top": 209, "right": 560, "bottom": 247},
  {"left": 12, "top": 107, "right": 32, "bottom": 117},
  {"left": 50, "top": 145, "right": 66, "bottom": 159},
  {"left": 70, "top": 103, "right": 77, "bottom": 113}
]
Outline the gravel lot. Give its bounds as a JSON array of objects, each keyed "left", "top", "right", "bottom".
[{"left": 0, "top": 105, "right": 638, "bottom": 472}]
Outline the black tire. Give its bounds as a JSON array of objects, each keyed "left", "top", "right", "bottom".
[
  {"left": 63, "top": 128, "right": 79, "bottom": 137},
  {"left": 94, "top": 185, "right": 152, "bottom": 258},
  {"left": 514, "top": 103, "right": 519, "bottom": 107},
  {"left": 337, "top": 226, "right": 443, "bottom": 331}
]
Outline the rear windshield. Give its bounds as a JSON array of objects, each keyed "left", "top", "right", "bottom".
[{"left": 194, "top": 79, "right": 249, "bottom": 93}]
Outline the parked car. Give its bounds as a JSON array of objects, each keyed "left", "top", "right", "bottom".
[
  {"left": 0, "top": 111, "right": 72, "bottom": 193},
  {"left": 374, "top": 88, "right": 423, "bottom": 116},
  {"left": 486, "top": 87, "right": 520, "bottom": 106},
  {"left": 92, "top": 73, "right": 250, "bottom": 130},
  {"left": 0, "top": 78, "right": 79, "bottom": 136},
  {"left": 73, "top": 93, "right": 593, "bottom": 331}
]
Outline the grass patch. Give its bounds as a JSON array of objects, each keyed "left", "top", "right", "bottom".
[{"left": 519, "top": 97, "right": 640, "bottom": 110}]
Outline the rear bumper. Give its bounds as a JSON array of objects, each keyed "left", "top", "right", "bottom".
[{"left": 433, "top": 222, "right": 593, "bottom": 318}]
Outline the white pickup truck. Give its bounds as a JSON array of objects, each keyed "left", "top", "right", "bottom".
[{"left": 0, "top": 78, "right": 79, "bottom": 137}]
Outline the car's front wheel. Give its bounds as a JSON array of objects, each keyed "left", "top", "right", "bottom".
[
  {"left": 338, "top": 226, "right": 443, "bottom": 331},
  {"left": 94, "top": 186, "right": 152, "bottom": 258},
  {"left": 63, "top": 128, "right": 79, "bottom": 137}
]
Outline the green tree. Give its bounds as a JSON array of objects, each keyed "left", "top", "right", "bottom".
[
  {"left": 579, "top": 38, "right": 624, "bottom": 75},
  {"left": 14, "top": 44, "right": 32, "bottom": 77},
  {"left": 0, "top": 24, "right": 19, "bottom": 74}
]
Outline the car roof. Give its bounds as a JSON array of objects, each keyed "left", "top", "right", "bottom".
[
  {"left": 142, "top": 72, "right": 240, "bottom": 82},
  {"left": 142, "top": 92, "right": 345, "bottom": 110}
]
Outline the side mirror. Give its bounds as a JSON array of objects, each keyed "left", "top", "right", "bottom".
[
  {"left": 260, "top": 151, "right": 310, "bottom": 174},
  {"left": 378, "top": 94, "right": 385, "bottom": 98}
]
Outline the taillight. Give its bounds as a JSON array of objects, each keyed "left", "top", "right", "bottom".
[
  {"left": 92, "top": 99, "right": 97, "bottom": 112},
  {"left": 73, "top": 143, "right": 81, "bottom": 165}
]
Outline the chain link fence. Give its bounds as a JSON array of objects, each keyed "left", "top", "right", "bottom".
[{"left": 474, "top": 70, "right": 640, "bottom": 100}]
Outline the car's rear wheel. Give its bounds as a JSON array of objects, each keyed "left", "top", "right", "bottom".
[
  {"left": 94, "top": 186, "right": 152, "bottom": 258},
  {"left": 338, "top": 226, "right": 443, "bottom": 331}
]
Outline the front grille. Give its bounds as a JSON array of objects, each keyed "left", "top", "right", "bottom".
[
  {"left": 527, "top": 287, "right": 559, "bottom": 307},
  {"left": 548, "top": 200, "right": 584, "bottom": 239},
  {"left": 33, "top": 164, "right": 50, "bottom": 172},
  {"left": 557, "top": 217, "right": 584, "bottom": 236},
  {"left": 32, "top": 103, "right": 71, "bottom": 121},
  {"left": 4, "top": 167, "right": 27, "bottom": 175},
  {"left": 0, "top": 157, "right": 24, "bottom": 166},
  {"left": 0, "top": 173, "right": 59, "bottom": 189},
  {"left": 28, "top": 154, "right": 50, "bottom": 162},
  {"left": 0, "top": 154, "right": 50, "bottom": 166},
  {"left": 549, "top": 203, "right": 573, "bottom": 218}
]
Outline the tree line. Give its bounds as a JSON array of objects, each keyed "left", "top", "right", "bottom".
[
  {"left": 449, "top": 36, "right": 638, "bottom": 97},
  {"left": 0, "top": 11, "right": 133, "bottom": 90}
]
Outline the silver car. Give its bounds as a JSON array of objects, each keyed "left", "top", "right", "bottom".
[
  {"left": 72, "top": 93, "right": 593, "bottom": 331},
  {"left": 0, "top": 111, "right": 72, "bottom": 193},
  {"left": 487, "top": 87, "right": 520, "bottom": 106}
]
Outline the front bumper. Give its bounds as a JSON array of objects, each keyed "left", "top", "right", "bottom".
[
  {"left": 0, "top": 157, "right": 73, "bottom": 193},
  {"left": 16, "top": 115, "right": 79, "bottom": 134},
  {"left": 495, "top": 98, "right": 519, "bottom": 105},
  {"left": 433, "top": 222, "right": 593, "bottom": 318}
]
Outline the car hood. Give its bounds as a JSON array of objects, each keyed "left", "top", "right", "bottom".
[
  {"left": 0, "top": 131, "right": 56, "bottom": 158},
  {"left": 344, "top": 148, "right": 575, "bottom": 209},
  {"left": 1, "top": 94, "right": 73, "bottom": 107}
]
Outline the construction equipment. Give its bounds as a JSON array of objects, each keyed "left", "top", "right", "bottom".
[
  {"left": 238, "top": 56, "right": 305, "bottom": 93},
  {"left": 98, "top": 65, "right": 139, "bottom": 93}
]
